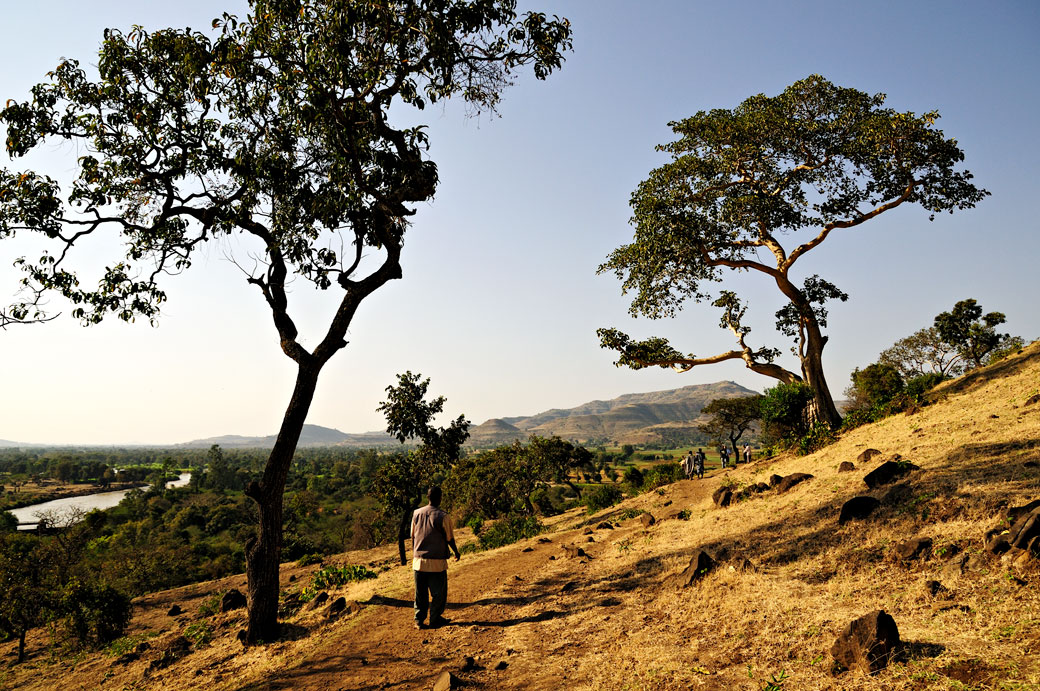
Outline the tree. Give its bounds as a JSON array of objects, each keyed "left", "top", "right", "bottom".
[
  {"left": 0, "top": 534, "right": 52, "bottom": 663},
  {"left": 878, "top": 326, "right": 963, "bottom": 379},
  {"left": 699, "top": 395, "right": 762, "bottom": 459},
  {"left": 0, "top": 1, "right": 569, "bottom": 642},
  {"left": 597, "top": 75, "right": 987, "bottom": 429},
  {"left": 934, "top": 299, "right": 1008, "bottom": 369},
  {"left": 845, "top": 362, "right": 904, "bottom": 412},
  {"left": 374, "top": 372, "right": 469, "bottom": 565}
]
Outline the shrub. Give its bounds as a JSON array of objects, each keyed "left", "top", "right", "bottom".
[
  {"left": 622, "top": 466, "right": 644, "bottom": 492},
  {"left": 296, "top": 553, "right": 323, "bottom": 567},
  {"left": 583, "top": 484, "right": 623, "bottom": 514},
  {"left": 300, "top": 564, "right": 378, "bottom": 602},
  {"left": 796, "top": 422, "right": 836, "bottom": 456},
  {"left": 57, "top": 581, "right": 133, "bottom": 649},
  {"left": 641, "top": 462, "right": 682, "bottom": 489},
  {"left": 477, "top": 515, "right": 542, "bottom": 550},
  {"left": 760, "top": 382, "right": 813, "bottom": 442}
]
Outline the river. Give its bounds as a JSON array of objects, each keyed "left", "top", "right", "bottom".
[{"left": 9, "top": 472, "right": 191, "bottom": 530}]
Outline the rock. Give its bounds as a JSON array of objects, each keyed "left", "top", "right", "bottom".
[
  {"left": 663, "top": 500, "right": 672, "bottom": 506},
  {"left": 462, "top": 656, "right": 477, "bottom": 671},
  {"left": 167, "top": 605, "right": 182, "bottom": 616},
  {"left": 923, "top": 580, "right": 950, "bottom": 598},
  {"left": 561, "top": 581, "right": 577, "bottom": 592},
  {"left": 494, "top": 660, "right": 509, "bottom": 671},
  {"left": 776, "top": 473, "right": 814, "bottom": 494},
  {"left": 1008, "top": 505, "right": 1040, "bottom": 551},
  {"left": 674, "top": 549, "right": 717, "bottom": 587},
  {"left": 768, "top": 474, "right": 784, "bottom": 488},
  {"left": 586, "top": 536, "right": 595, "bottom": 543},
  {"left": 147, "top": 636, "right": 192, "bottom": 673},
  {"left": 537, "top": 537, "right": 552, "bottom": 543},
  {"left": 838, "top": 461, "right": 856, "bottom": 473},
  {"left": 308, "top": 591, "right": 330, "bottom": 609},
  {"left": 562, "top": 545, "right": 588, "bottom": 559},
  {"left": 712, "top": 487, "right": 732, "bottom": 508},
  {"left": 830, "top": 610, "right": 901, "bottom": 675},
  {"left": 521, "top": 547, "right": 533, "bottom": 553},
  {"left": 943, "top": 553, "right": 970, "bottom": 578},
  {"left": 751, "top": 482, "right": 770, "bottom": 493},
  {"left": 839, "top": 496, "right": 881, "bottom": 524},
  {"left": 880, "top": 483, "right": 913, "bottom": 506},
  {"left": 583, "top": 527, "right": 594, "bottom": 535},
  {"left": 985, "top": 529, "right": 1011, "bottom": 555},
  {"left": 893, "top": 537, "right": 933, "bottom": 561},
  {"left": 863, "top": 461, "right": 919, "bottom": 489},
  {"left": 433, "top": 670, "right": 459, "bottom": 691},
  {"left": 220, "top": 589, "right": 247, "bottom": 612},
  {"left": 289, "top": 574, "right": 297, "bottom": 583},
  {"left": 640, "top": 513, "right": 656, "bottom": 528},
  {"left": 596, "top": 521, "right": 614, "bottom": 530},
  {"left": 1025, "top": 394, "right": 1040, "bottom": 406},
  {"left": 114, "top": 652, "right": 140, "bottom": 665},
  {"left": 135, "top": 642, "right": 151, "bottom": 653},
  {"left": 857, "top": 449, "right": 883, "bottom": 463},
  {"left": 326, "top": 597, "right": 347, "bottom": 617}
]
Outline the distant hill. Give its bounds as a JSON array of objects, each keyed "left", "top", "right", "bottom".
[
  {"left": 468, "top": 381, "right": 759, "bottom": 447},
  {"left": 179, "top": 424, "right": 396, "bottom": 449}
]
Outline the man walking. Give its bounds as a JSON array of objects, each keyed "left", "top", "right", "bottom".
[{"left": 410, "top": 486, "right": 460, "bottom": 629}]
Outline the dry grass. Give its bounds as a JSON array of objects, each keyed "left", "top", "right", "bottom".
[{"left": 2, "top": 343, "right": 1039, "bottom": 690}]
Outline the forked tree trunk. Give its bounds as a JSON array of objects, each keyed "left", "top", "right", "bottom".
[
  {"left": 800, "top": 324, "right": 843, "bottom": 429},
  {"left": 244, "top": 365, "right": 321, "bottom": 643}
]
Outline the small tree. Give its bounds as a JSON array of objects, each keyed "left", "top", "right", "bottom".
[
  {"left": 374, "top": 372, "right": 469, "bottom": 565},
  {"left": 0, "top": 1, "right": 570, "bottom": 642},
  {"left": 845, "top": 363, "right": 904, "bottom": 412},
  {"left": 598, "top": 75, "right": 987, "bottom": 429},
  {"left": 0, "top": 533, "right": 52, "bottom": 663},
  {"left": 934, "top": 299, "right": 1009, "bottom": 369},
  {"left": 699, "top": 395, "right": 762, "bottom": 459},
  {"left": 878, "top": 326, "right": 963, "bottom": 379}
]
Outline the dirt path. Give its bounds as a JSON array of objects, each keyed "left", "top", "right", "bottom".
[{"left": 231, "top": 477, "right": 719, "bottom": 690}]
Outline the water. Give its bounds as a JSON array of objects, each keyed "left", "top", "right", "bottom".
[{"left": 8, "top": 472, "right": 191, "bottom": 530}]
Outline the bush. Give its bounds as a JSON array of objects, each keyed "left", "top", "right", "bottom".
[
  {"left": 796, "top": 422, "right": 836, "bottom": 456},
  {"left": 57, "top": 581, "right": 133, "bottom": 649},
  {"left": 641, "top": 462, "right": 682, "bottom": 489},
  {"left": 477, "top": 515, "right": 542, "bottom": 550},
  {"left": 622, "top": 466, "right": 644, "bottom": 492},
  {"left": 582, "top": 484, "right": 623, "bottom": 514},
  {"left": 760, "top": 382, "right": 813, "bottom": 442}
]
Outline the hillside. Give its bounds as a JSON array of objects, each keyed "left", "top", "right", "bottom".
[
  {"left": 469, "top": 380, "right": 758, "bottom": 447},
  {"left": 179, "top": 424, "right": 396, "bottom": 449},
  {"left": 3, "top": 344, "right": 1040, "bottom": 689}
]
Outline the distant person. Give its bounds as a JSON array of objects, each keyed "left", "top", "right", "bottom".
[
  {"left": 743, "top": 443, "right": 751, "bottom": 464},
  {"left": 695, "top": 449, "right": 705, "bottom": 479},
  {"left": 410, "top": 486, "right": 460, "bottom": 629},
  {"left": 720, "top": 446, "right": 729, "bottom": 468},
  {"left": 682, "top": 450, "right": 694, "bottom": 479}
]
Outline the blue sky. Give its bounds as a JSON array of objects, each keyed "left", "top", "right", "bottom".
[{"left": 1, "top": 1, "right": 1037, "bottom": 444}]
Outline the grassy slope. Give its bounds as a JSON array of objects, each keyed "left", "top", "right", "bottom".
[{"left": 2, "top": 344, "right": 1039, "bottom": 690}]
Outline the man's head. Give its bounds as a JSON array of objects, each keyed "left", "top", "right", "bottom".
[{"left": 427, "top": 486, "right": 443, "bottom": 507}]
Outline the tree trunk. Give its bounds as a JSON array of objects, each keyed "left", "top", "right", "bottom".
[
  {"left": 243, "top": 365, "right": 321, "bottom": 644},
  {"left": 800, "top": 324, "right": 843, "bottom": 429},
  {"left": 17, "top": 627, "right": 26, "bottom": 664}
]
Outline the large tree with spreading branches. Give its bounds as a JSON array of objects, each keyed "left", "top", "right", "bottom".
[
  {"left": 598, "top": 75, "right": 987, "bottom": 428},
  {"left": 0, "top": 0, "right": 570, "bottom": 642}
]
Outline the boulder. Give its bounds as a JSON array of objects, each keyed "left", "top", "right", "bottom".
[
  {"left": 893, "top": 537, "right": 932, "bottom": 561},
  {"left": 857, "top": 448, "right": 883, "bottom": 463},
  {"left": 1008, "top": 504, "right": 1040, "bottom": 551},
  {"left": 776, "top": 473, "right": 814, "bottom": 494},
  {"left": 220, "top": 589, "right": 247, "bottom": 612},
  {"left": 583, "top": 527, "right": 594, "bottom": 535},
  {"left": 863, "top": 461, "right": 919, "bottom": 489},
  {"left": 881, "top": 483, "right": 913, "bottom": 506},
  {"left": 167, "top": 604, "right": 182, "bottom": 616},
  {"left": 942, "top": 553, "right": 970, "bottom": 579},
  {"left": 562, "top": 545, "right": 588, "bottom": 559},
  {"left": 712, "top": 487, "right": 732, "bottom": 508},
  {"left": 838, "top": 461, "right": 856, "bottom": 473},
  {"left": 640, "top": 513, "right": 656, "bottom": 528},
  {"left": 768, "top": 474, "right": 784, "bottom": 488},
  {"left": 922, "top": 580, "right": 950, "bottom": 598},
  {"left": 985, "top": 529, "right": 1011, "bottom": 555},
  {"left": 308, "top": 591, "right": 330, "bottom": 609},
  {"left": 830, "top": 610, "right": 901, "bottom": 675},
  {"left": 433, "top": 670, "right": 459, "bottom": 691},
  {"left": 674, "top": 549, "right": 717, "bottom": 587},
  {"left": 596, "top": 522, "right": 614, "bottom": 530},
  {"left": 326, "top": 597, "right": 347, "bottom": 617},
  {"left": 839, "top": 496, "right": 881, "bottom": 525}
]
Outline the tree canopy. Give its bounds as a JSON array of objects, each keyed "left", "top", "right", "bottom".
[
  {"left": 0, "top": 0, "right": 571, "bottom": 642},
  {"left": 934, "top": 299, "right": 1008, "bottom": 369},
  {"left": 598, "top": 75, "right": 987, "bottom": 428}
]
